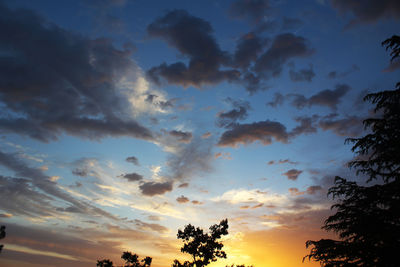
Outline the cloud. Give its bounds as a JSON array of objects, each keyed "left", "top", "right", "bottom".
[
  {"left": 268, "top": 159, "right": 297, "bottom": 165},
  {"left": 201, "top": 132, "right": 212, "bottom": 139},
  {"left": 176, "top": 195, "right": 189, "bottom": 203},
  {"left": 232, "top": 32, "right": 268, "bottom": 69},
  {"left": 178, "top": 182, "right": 189, "bottom": 188},
  {"left": 217, "top": 120, "right": 289, "bottom": 147},
  {"left": 126, "top": 156, "right": 139, "bottom": 166},
  {"left": 229, "top": 0, "right": 271, "bottom": 24},
  {"left": 212, "top": 188, "right": 287, "bottom": 207},
  {"left": 290, "top": 84, "right": 350, "bottom": 110},
  {"left": 290, "top": 116, "right": 319, "bottom": 137},
  {"left": 267, "top": 93, "right": 285, "bottom": 107},
  {"left": 191, "top": 200, "right": 203, "bottom": 205},
  {"left": 282, "top": 169, "right": 302, "bottom": 180},
  {"left": 0, "top": 176, "right": 57, "bottom": 217},
  {"left": 139, "top": 181, "right": 173, "bottom": 196},
  {"left": 120, "top": 172, "right": 143, "bottom": 182},
  {"left": 331, "top": 0, "right": 400, "bottom": 26},
  {"left": 289, "top": 187, "right": 304, "bottom": 196},
  {"left": 0, "top": 3, "right": 154, "bottom": 142},
  {"left": 166, "top": 130, "right": 193, "bottom": 143},
  {"left": 216, "top": 98, "right": 250, "bottom": 128},
  {"left": 254, "top": 33, "right": 314, "bottom": 79},
  {"left": 319, "top": 115, "right": 363, "bottom": 137},
  {"left": 281, "top": 17, "right": 303, "bottom": 31},
  {"left": 217, "top": 115, "right": 318, "bottom": 148},
  {"left": 166, "top": 137, "right": 214, "bottom": 181},
  {"left": 328, "top": 64, "right": 359, "bottom": 79},
  {"left": 134, "top": 219, "right": 169, "bottom": 234},
  {"left": 147, "top": 9, "right": 240, "bottom": 88},
  {"left": 289, "top": 65, "right": 315, "bottom": 82},
  {"left": 306, "top": 185, "right": 323, "bottom": 195},
  {"left": 0, "top": 149, "right": 119, "bottom": 220}
]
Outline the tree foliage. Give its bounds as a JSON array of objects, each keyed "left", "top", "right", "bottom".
[
  {"left": 304, "top": 36, "right": 400, "bottom": 266},
  {"left": 97, "top": 251, "right": 152, "bottom": 267},
  {"left": 97, "top": 259, "right": 113, "bottom": 267},
  {"left": 172, "top": 219, "right": 229, "bottom": 267},
  {"left": 0, "top": 225, "right": 5, "bottom": 253}
]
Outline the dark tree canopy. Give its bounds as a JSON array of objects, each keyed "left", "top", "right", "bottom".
[
  {"left": 97, "top": 259, "right": 113, "bottom": 267},
  {"left": 97, "top": 251, "right": 152, "bottom": 267},
  {"left": 0, "top": 225, "right": 5, "bottom": 253},
  {"left": 304, "top": 36, "right": 400, "bottom": 266},
  {"left": 172, "top": 219, "right": 229, "bottom": 267}
]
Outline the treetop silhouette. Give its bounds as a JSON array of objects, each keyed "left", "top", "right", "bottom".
[
  {"left": 97, "top": 251, "right": 152, "bottom": 267},
  {"left": 172, "top": 219, "right": 229, "bottom": 267}
]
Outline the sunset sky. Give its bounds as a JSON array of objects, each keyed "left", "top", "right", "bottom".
[{"left": 0, "top": 0, "right": 399, "bottom": 266}]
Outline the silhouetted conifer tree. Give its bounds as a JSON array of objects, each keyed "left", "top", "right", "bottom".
[{"left": 304, "top": 35, "right": 400, "bottom": 266}]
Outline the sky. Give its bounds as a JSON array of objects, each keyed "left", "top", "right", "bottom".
[{"left": 0, "top": 0, "right": 399, "bottom": 266}]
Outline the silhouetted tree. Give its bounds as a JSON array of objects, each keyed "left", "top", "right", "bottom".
[
  {"left": 172, "top": 219, "right": 229, "bottom": 267},
  {"left": 304, "top": 36, "right": 400, "bottom": 266},
  {"left": 121, "top": 251, "right": 152, "bottom": 267},
  {"left": 97, "top": 259, "right": 113, "bottom": 267},
  {"left": 97, "top": 251, "right": 151, "bottom": 267},
  {"left": 0, "top": 225, "right": 5, "bottom": 253}
]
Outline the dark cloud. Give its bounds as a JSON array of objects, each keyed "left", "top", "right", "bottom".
[
  {"left": 268, "top": 159, "right": 298, "bottom": 165},
  {"left": 267, "top": 93, "right": 285, "bottom": 107},
  {"left": 72, "top": 168, "right": 89, "bottom": 177},
  {"left": 232, "top": 32, "right": 268, "bottom": 69},
  {"left": 147, "top": 9, "right": 240, "bottom": 88},
  {"left": 216, "top": 98, "right": 250, "bottom": 128},
  {"left": 229, "top": 0, "right": 271, "bottom": 24},
  {"left": 134, "top": 219, "right": 169, "bottom": 234},
  {"left": 218, "top": 115, "right": 320, "bottom": 147},
  {"left": 71, "top": 158, "right": 98, "bottom": 178},
  {"left": 145, "top": 94, "right": 175, "bottom": 110},
  {"left": 191, "top": 200, "right": 203, "bottom": 205},
  {"left": 306, "top": 185, "right": 322, "bottom": 195},
  {"left": 120, "top": 172, "right": 143, "bottom": 182},
  {"left": 178, "top": 182, "right": 189, "bottom": 188},
  {"left": 126, "top": 156, "right": 139, "bottom": 166},
  {"left": 331, "top": 0, "right": 400, "bottom": 26},
  {"left": 217, "top": 120, "right": 289, "bottom": 147},
  {"left": 289, "top": 65, "right": 315, "bottom": 82},
  {"left": 176, "top": 195, "right": 189, "bottom": 203},
  {"left": 254, "top": 33, "right": 314, "bottom": 78},
  {"left": 281, "top": 17, "right": 303, "bottom": 31},
  {"left": 290, "top": 116, "right": 318, "bottom": 137},
  {"left": 290, "top": 84, "right": 350, "bottom": 110},
  {"left": 0, "top": 3, "right": 153, "bottom": 142},
  {"left": 0, "top": 176, "right": 56, "bottom": 217},
  {"left": 0, "top": 149, "right": 119, "bottom": 220},
  {"left": 282, "top": 169, "right": 303, "bottom": 181},
  {"left": 167, "top": 130, "right": 193, "bottom": 143},
  {"left": 328, "top": 64, "right": 359, "bottom": 79},
  {"left": 139, "top": 181, "right": 173, "bottom": 196},
  {"left": 319, "top": 115, "right": 363, "bottom": 137}
]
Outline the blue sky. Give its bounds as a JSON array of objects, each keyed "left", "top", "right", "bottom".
[{"left": 0, "top": 0, "right": 399, "bottom": 266}]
